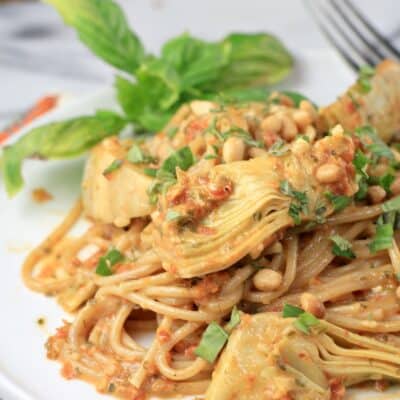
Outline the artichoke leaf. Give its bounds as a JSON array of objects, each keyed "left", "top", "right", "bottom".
[
  {"left": 205, "top": 313, "right": 400, "bottom": 400},
  {"left": 153, "top": 130, "right": 357, "bottom": 278}
]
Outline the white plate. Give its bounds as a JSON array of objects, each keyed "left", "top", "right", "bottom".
[{"left": 1, "top": 50, "right": 399, "bottom": 400}]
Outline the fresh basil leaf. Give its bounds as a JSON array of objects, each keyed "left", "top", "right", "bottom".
[
  {"left": 161, "top": 33, "right": 230, "bottom": 91},
  {"left": 2, "top": 111, "right": 127, "bottom": 196},
  {"left": 194, "top": 321, "right": 228, "bottom": 363},
  {"left": 330, "top": 235, "right": 355, "bottom": 259},
  {"left": 212, "top": 33, "right": 293, "bottom": 90},
  {"left": 282, "top": 304, "right": 304, "bottom": 318},
  {"left": 46, "top": 0, "right": 145, "bottom": 73},
  {"left": 115, "top": 61, "right": 180, "bottom": 132},
  {"left": 369, "top": 223, "right": 394, "bottom": 253}
]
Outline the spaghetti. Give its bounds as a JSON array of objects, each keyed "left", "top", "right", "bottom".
[{"left": 22, "top": 60, "right": 400, "bottom": 399}]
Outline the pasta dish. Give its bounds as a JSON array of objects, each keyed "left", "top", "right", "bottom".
[{"left": 19, "top": 59, "right": 400, "bottom": 399}]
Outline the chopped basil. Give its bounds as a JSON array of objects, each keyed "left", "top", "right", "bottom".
[
  {"left": 376, "top": 173, "right": 395, "bottom": 194},
  {"left": 195, "top": 307, "right": 241, "bottom": 363},
  {"left": 194, "top": 321, "right": 229, "bottom": 363},
  {"left": 353, "top": 149, "right": 370, "bottom": 200},
  {"left": 369, "top": 223, "right": 394, "bottom": 253},
  {"left": 315, "top": 202, "right": 327, "bottom": 224},
  {"left": 204, "top": 154, "right": 218, "bottom": 160},
  {"left": 166, "top": 209, "right": 182, "bottom": 221},
  {"left": 280, "top": 180, "right": 308, "bottom": 225},
  {"left": 103, "top": 159, "right": 123, "bottom": 176},
  {"left": 283, "top": 304, "right": 304, "bottom": 318},
  {"left": 288, "top": 203, "right": 302, "bottom": 225},
  {"left": 223, "top": 127, "right": 264, "bottom": 148},
  {"left": 159, "top": 146, "right": 195, "bottom": 178},
  {"left": 353, "top": 150, "right": 369, "bottom": 177},
  {"left": 357, "top": 65, "right": 375, "bottom": 93},
  {"left": 166, "top": 126, "right": 179, "bottom": 139},
  {"left": 324, "top": 192, "right": 351, "bottom": 212},
  {"left": 282, "top": 304, "right": 319, "bottom": 334},
  {"left": 145, "top": 147, "right": 195, "bottom": 205},
  {"left": 143, "top": 168, "right": 158, "bottom": 177},
  {"left": 127, "top": 144, "right": 156, "bottom": 164},
  {"left": 293, "top": 312, "right": 319, "bottom": 335},
  {"left": 95, "top": 248, "right": 124, "bottom": 276},
  {"left": 382, "top": 196, "right": 400, "bottom": 213},
  {"left": 226, "top": 306, "right": 241, "bottom": 331},
  {"left": 355, "top": 126, "right": 394, "bottom": 160},
  {"left": 269, "top": 138, "right": 289, "bottom": 156},
  {"left": 330, "top": 235, "right": 355, "bottom": 259}
]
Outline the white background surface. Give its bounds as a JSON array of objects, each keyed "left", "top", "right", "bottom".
[{"left": 0, "top": 1, "right": 400, "bottom": 400}]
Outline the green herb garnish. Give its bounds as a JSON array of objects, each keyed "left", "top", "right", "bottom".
[
  {"left": 293, "top": 312, "right": 320, "bottom": 335},
  {"left": 194, "top": 321, "right": 229, "bottom": 363},
  {"left": 127, "top": 144, "right": 156, "bottom": 164},
  {"left": 226, "top": 306, "right": 241, "bottom": 331},
  {"left": 330, "top": 235, "right": 355, "bottom": 259},
  {"left": 280, "top": 180, "right": 308, "bottom": 225},
  {"left": 269, "top": 138, "right": 289, "bottom": 156},
  {"left": 324, "top": 192, "right": 351, "bottom": 212},
  {"left": 103, "top": 159, "right": 123, "bottom": 176},
  {"left": 95, "top": 248, "right": 124, "bottom": 276},
  {"left": 282, "top": 304, "right": 319, "bottom": 334},
  {"left": 355, "top": 125, "right": 394, "bottom": 160},
  {"left": 282, "top": 304, "right": 304, "bottom": 318},
  {"left": 369, "top": 223, "right": 394, "bottom": 253},
  {"left": 382, "top": 196, "right": 400, "bottom": 213}
]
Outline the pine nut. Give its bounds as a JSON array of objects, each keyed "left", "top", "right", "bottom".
[
  {"left": 281, "top": 116, "right": 298, "bottom": 141},
  {"left": 367, "top": 185, "right": 386, "bottom": 204},
  {"left": 315, "top": 163, "right": 342, "bottom": 183},
  {"left": 299, "top": 100, "right": 318, "bottom": 120},
  {"left": 292, "top": 110, "right": 312, "bottom": 130},
  {"left": 222, "top": 137, "right": 246, "bottom": 163},
  {"left": 253, "top": 269, "right": 283, "bottom": 291},
  {"left": 300, "top": 292, "right": 325, "bottom": 318},
  {"left": 261, "top": 115, "right": 282, "bottom": 133}
]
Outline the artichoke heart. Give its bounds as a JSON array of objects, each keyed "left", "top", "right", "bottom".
[
  {"left": 320, "top": 60, "right": 400, "bottom": 143},
  {"left": 153, "top": 130, "right": 357, "bottom": 278},
  {"left": 206, "top": 312, "right": 400, "bottom": 400}
]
